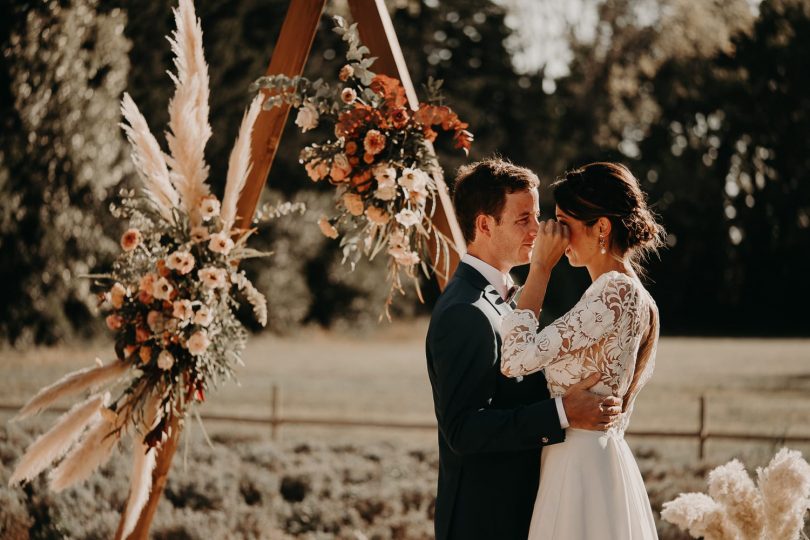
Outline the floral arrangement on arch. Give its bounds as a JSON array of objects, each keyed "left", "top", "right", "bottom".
[
  {"left": 7, "top": 0, "right": 301, "bottom": 536},
  {"left": 252, "top": 16, "right": 472, "bottom": 317},
  {"left": 661, "top": 447, "right": 810, "bottom": 540}
]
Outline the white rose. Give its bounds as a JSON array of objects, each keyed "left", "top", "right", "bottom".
[
  {"left": 187, "top": 331, "right": 210, "bottom": 355},
  {"left": 295, "top": 102, "right": 319, "bottom": 132},
  {"left": 157, "top": 350, "right": 175, "bottom": 371},
  {"left": 395, "top": 208, "right": 421, "bottom": 228}
]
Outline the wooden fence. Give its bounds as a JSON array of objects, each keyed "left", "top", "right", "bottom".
[{"left": 3, "top": 386, "right": 809, "bottom": 460}]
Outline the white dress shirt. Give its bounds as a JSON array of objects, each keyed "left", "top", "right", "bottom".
[{"left": 461, "top": 253, "right": 570, "bottom": 429}]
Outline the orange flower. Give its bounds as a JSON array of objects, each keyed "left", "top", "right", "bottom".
[
  {"left": 120, "top": 229, "right": 141, "bottom": 252},
  {"left": 156, "top": 259, "right": 171, "bottom": 278},
  {"left": 345, "top": 141, "right": 358, "bottom": 155},
  {"left": 370, "top": 75, "right": 407, "bottom": 108},
  {"left": 339, "top": 64, "right": 354, "bottom": 81},
  {"left": 139, "top": 346, "right": 152, "bottom": 364},
  {"left": 363, "top": 129, "right": 386, "bottom": 156},
  {"left": 106, "top": 314, "right": 124, "bottom": 331},
  {"left": 391, "top": 108, "right": 409, "bottom": 128},
  {"left": 363, "top": 153, "right": 375, "bottom": 164},
  {"left": 135, "top": 326, "right": 151, "bottom": 343}
]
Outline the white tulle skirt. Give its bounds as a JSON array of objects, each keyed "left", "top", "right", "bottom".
[{"left": 528, "top": 428, "right": 659, "bottom": 540}]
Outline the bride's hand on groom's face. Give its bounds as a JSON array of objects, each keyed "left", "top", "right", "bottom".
[
  {"left": 530, "top": 220, "right": 570, "bottom": 273},
  {"left": 561, "top": 373, "right": 622, "bottom": 431}
]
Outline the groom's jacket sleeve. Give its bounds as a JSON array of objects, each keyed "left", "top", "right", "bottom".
[{"left": 430, "top": 303, "right": 564, "bottom": 455}]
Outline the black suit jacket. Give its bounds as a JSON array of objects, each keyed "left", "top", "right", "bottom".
[{"left": 426, "top": 262, "right": 565, "bottom": 540}]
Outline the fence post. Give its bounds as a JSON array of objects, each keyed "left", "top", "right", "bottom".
[
  {"left": 271, "top": 383, "right": 279, "bottom": 441},
  {"left": 698, "top": 395, "right": 707, "bottom": 460}
]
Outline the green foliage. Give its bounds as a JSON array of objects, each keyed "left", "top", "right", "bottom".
[{"left": 0, "top": 0, "right": 133, "bottom": 345}]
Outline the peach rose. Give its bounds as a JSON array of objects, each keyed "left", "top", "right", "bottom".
[
  {"left": 330, "top": 153, "right": 352, "bottom": 182},
  {"left": 208, "top": 232, "right": 234, "bottom": 255},
  {"left": 157, "top": 350, "right": 174, "bottom": 370},
  {"left": 105, "top": 314, "right": 123, "bottom": 331},
  {"left": 295, "top": 102, "right": 319, "bottom": 132},
  {"left": 147, "top": 310, "right": 165, "bottom": 333},
  {"left": 139, "top": 346, "right": 152, "bottom": 364},
  {"left": 363, "top": 129, "right": 386, "bottom": 156},
  {"left": 318, "top": 217, "right": 339, "bottom": 239},
  {"left": 110, "top": 283, "right": 127, "bottom": 309},
  {"left": 341, "top": 88, "right": 357, "bottom": 104},
  {"left": 199, "top": 196, "right": 221, "bottom": 221},
  {"left": 193, "top": 305, "right": 213, "bottom": 327},
  {"left": 172, "top": 299, "right": 194, "bottom": 321},
  {"left": 120, "top": 229, "right": 141, "bottom": 252},
  {"left": 152, "top": 277, "right": 174, "bottom": 301},
  {"left": 187, "top": 331, "right": 210, "bottom": 355},
  {"left": 198, "top": 267, "right": 228, "bottom": 289},
  {"left": 339, "top": 64, "right": 354, "bottom": 81},
  {"left": 366, "top": 206, "right": 390, "bottom": 225},
  {"left": 343, "top": 193, "right": 365, "bottom": 216}
]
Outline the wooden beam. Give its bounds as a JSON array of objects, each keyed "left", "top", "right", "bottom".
[
  {"left": 347, "top": 0, "right": 465, "bottom": 289},
  {"left": 235, "top": 0, "right": 328, "bottom": 231}
]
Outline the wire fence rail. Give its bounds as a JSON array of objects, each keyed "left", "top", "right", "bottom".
[{"left": 3, "top": 387, "right": 809, "bottom": 460}]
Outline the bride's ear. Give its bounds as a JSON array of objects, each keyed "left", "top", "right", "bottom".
[{"left": 597, "top": 217, "right": 612, "bottom": 237}]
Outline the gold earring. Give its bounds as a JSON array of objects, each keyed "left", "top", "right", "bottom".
[{"left": 599, "top": 234, "right": 607, "bottom": 255}]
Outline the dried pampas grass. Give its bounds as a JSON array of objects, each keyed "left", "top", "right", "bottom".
[
  {"left": 14, "top": 360, "right": 128, "bottom": 420},
  {"left": 662, "top": 448, "right": 810, "bottom": 540},
  {"left": 221, "top": 94, "right": 263, "bottom": 231},
  {"left": 119, "top": 443, "right": 157, "bottom": 539},
  {"left": 9, "top": 393, "right": 107, "bottom": 485},
  {"left": 165, "top": 0, "right": 212, "bottom": 224},
  {"left": 120, "top": 93, "right": 179, "bottom": 221},
  {"left": 49, "top": 410, "right": 120, "bottom": 492}
]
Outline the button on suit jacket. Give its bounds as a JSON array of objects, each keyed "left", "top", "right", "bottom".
[{"left": 426, "top": 262, "right": 565, "bottom": 540}]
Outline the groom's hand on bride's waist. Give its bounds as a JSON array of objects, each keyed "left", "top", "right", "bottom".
[{"left": 561, "top": 373, "right": 622, "bottom": 431}]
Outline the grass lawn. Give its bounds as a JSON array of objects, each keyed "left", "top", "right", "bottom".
[{"left": 2, "top": 319, "right": 809, "bottom": 463}]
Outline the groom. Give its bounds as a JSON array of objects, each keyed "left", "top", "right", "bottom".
[{"left": 426, "top": 159, "right": 621, "bottom": 540}]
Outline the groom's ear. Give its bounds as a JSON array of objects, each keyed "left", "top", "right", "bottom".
[{"left": 475, "top": 213, "right": 493, "bottom": 238}]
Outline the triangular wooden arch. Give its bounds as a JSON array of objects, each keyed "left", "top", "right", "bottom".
[{"left": 117, "top": 1, "right": 464, "bottom": 538}]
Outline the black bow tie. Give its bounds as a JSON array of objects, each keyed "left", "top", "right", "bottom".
[{"left": 491, "top": 285, "right": 520, "bottom": 306}]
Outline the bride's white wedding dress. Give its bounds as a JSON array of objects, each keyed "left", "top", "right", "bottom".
[{"left": 501, "top": 271, "right": 659, "bottom": 540}]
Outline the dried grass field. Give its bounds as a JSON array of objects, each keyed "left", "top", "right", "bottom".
[{"left": 1, "top": 322, "right": 809, "bottom": 538}]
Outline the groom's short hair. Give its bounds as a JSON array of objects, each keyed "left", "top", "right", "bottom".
[{"left": 452, "top": 158, "right": 539, "bottom": 243}]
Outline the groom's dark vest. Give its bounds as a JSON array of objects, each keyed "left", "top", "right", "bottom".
[{"left": 426, "top": 262, "right": 565, "bottom": 540}]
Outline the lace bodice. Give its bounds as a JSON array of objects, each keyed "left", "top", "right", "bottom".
[{"left": 501, "top": 271, "right": 658, "bottom": 433}]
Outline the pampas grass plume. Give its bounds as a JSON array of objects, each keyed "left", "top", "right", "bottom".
[
  {"left": 707, "top": 458, "right": 765, "bottom": 538},
  {"left": 15, "top": 360, "right": 128, "bottom": 420},
  {"left": 757, "top": 448, "right": 810, "bottom": 539},
  {"left": 120, "top": 443, "right": 157, "bottom": 539},
  {"left": 49, "top": 410, "right": 120, "bottom": 492},
  {"left": 221, "top": 94, "right": 263, "bottom": 231},
  {"left": 8, "top": 393, "right": 107, "bottom": 485},
  {"left": 120, "top": 93, "right": 179, "bottom": 221}
]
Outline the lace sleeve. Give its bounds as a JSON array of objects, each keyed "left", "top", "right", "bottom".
[{"left": 500, "top": 273, "right": 637, "bottom": 378}]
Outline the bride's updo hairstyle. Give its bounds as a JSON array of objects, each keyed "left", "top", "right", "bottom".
[{"left": 552, "top": 162, "right": 665, "bottom": 272}]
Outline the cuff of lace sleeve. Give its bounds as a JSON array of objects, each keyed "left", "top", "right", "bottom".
[{"left": 501, "top": 308, "right": 539, "bottom": 334}]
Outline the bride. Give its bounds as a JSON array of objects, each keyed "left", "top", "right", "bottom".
[{"left": 500, "top": 162, "right": 664, "bottom": 539}]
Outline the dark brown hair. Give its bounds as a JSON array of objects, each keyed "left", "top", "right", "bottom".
[
  {"left": 553, "top": 162, "right": 664, "bottom": 412},
  {"left": 552, "top": 162, "right": 664, "bottom": 270},
  {"left": 452, "top": 158, "right": 539, "bottom": 244}
]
